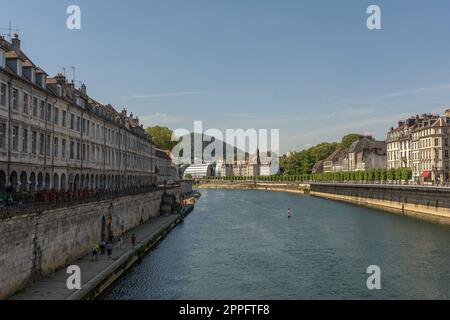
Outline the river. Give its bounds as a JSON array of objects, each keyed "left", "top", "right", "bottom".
[{"left": 105, "top": 189, "right": 450, "bottom": 299}]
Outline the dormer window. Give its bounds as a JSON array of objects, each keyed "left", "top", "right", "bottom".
[
  {"left": 57, "top": 85, "right": 62, "bottom": 97},
  {"left": 17, "top": 59, "right": 22, "bottom": 76},
  {"left": 30, "top": 68, "right": 35, "bottom": 83},
  {"left": 41, "top": 75, "right": 46, "bottom": 89},
  {"left": 0, "top": 50, "right": 5, "bottom": 68}
]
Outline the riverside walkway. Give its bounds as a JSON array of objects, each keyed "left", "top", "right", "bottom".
[{"left": 11, "top": 214, "right": 181, "bottom": 300}]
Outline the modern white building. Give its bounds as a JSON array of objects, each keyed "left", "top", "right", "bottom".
[{"left": 183, "top": 163, "right": 215, "bottom": 178}]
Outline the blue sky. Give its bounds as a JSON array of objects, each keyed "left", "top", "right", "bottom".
[{"left": 2, "top": 0, "right": 450, "bottom": 152}]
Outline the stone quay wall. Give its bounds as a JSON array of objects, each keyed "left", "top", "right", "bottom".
[
  {"left": 310, "top": 183, "right": 450, "bottom": 224},
  {"left": 0, "top": 186, "right": 186, "bottom": 300}
]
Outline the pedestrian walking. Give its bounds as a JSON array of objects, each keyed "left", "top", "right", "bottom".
[
  {"left": 91, "top": 244, "right": 98, "bottom": 261},
  {"left": 118, "top": 236, "right": 123, "bottom": 249},
  {"left": 100, "top": 240, "right": 106, "bottom": 255},
  {"left": 106, "top": 241, "right": 113, "bottom": 257},
  {"left": 131, "top": 233, "right": 136, "bottom": 246}
]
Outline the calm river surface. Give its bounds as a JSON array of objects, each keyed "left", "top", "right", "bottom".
[{"left": 105, "top": 189, "right": 450, "bottom": 299}]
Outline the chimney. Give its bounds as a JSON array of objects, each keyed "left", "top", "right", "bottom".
[
  {"left": 0, "top": 35, "right": 6, "bottom": 49},
  {"left": 11, "top": 33, "right": 20, "bottom": 52},
  {"left": 80, "top": 83, "right": 86, "bottom": 95},
  {"left": 54, "top": 73, "right": 66, "bottom": 84}
]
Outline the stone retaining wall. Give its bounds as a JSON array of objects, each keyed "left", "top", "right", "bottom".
[{"left": 0, "top": 187, "right": 184, "bottom": 299}]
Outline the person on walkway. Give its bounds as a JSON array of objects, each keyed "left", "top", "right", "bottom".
[
  {"left": 100, "top": 240, "right": 106, "bottom": 255},
  {"left": 118, "top": 236, "right": 123, "bottom": 249},
  {"left": 91, "top": 244, "right": 98, "bottom": 261},
  {"left": 131, "top": 234, "right": 136, "bottom": 247},
  {"left": 106, "top": 241, "right": 113, "bottom": 257}
]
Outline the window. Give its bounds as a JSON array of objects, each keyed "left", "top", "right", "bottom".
[
  {"left": 40, "top": 100, "right": 45, "bottom": 120},
  {"left": 0, "top": 83, "right": 6, "bottom": 107},
  {"left": 0, "top": 123, "right": 6, "bottom": 149},
  {"left": 70, "top": 141, "right": 75, "bottom": 159},
  {"left": 22, "top": 128, "right": 28, "bottom": 153},
  {"left": 54, "top": 107, "right": 59, "bottom": 125},
  {"left": 32, "top": 97, "right": 38, "bottom": 117},
  {"left": 62, "top": 139, "right": 66, "bottom": 159},
  {"left": 62, "top": 110, "right": 67, "bottom": 127},
  {"left": 57, "top": 85, "right": 62, "bottom": 97},
  {"left": 31, "top": 131, "right": 37, "bottom": 154},
  {"left": 39, "top": 133, "right": 44, "bottom": 155},
  {"left": 47, "top": 103, "right": 52, "bottom": 122},
  {"left": 53, "top": 137, "right": 58, "bottom": 157},
  {"left": 12, "top": 126, "right": 19, "bottom": 151},
  {"left": 76, "top": 142, "right": 80, "bottom": 160},
  {"left": 70, "top": 113, "right": 75, "bottom": 130},
  {"left": 23, "top": 93, "right": 29, "bottom": 114},
  {"left": 76, "top": 116, "right": 81, "bottom": 132},
  {"left": 435, "top": 138, "right": 439, "bottom": 147},
  {"left": 16, "top": 60, "right": 22, "bottom": 76},
  {"left": 12, "top": 88, "right": 19, "bottom": 110},
  {"left": 46, "top": 134, "right": 51, "bottom": 156},
  {"left": 446, "top": 150, "right": 449, "bottom": 159},
  {"left": 30, "top": 69, "right": 35, "bottom": 83}
]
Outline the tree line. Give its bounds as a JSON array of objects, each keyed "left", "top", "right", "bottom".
[{"left": 201, "top": 167, "right": 413, "bottom": 183}]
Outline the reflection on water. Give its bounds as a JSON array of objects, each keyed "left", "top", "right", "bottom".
[{"left": 105, "top": 189, "right": 450, "bottom": 300}]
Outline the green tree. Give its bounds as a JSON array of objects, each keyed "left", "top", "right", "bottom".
[
  {"left": 340, "top": 133, "right": 362, "bottom": 148},
  {"left": 145, "top": 126, "right": 179, "bottom": 150}
]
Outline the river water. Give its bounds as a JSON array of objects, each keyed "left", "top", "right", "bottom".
[{"left": 105, "top": 189, "right": 450, "bottom": 299}]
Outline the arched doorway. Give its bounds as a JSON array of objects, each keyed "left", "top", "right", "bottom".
[
  {"left": 37, "top": 172, "right": 43, "bottom": 190},
  {"left": 10, "top": 171, "right": 18, "bottom": 192},
  {"left": 29, "top": 172, "right": 36, "bottom": 192},
  {"left": 68, "top": 173, "right": 74, "bottom": 191},
  {"left": 19, "top": 172, "right": 27, "bottom": 192},
  {"left": 60, "top": 174, "right": 67, "bottom": 191},
  {"left": 45, "top": 173, "right": 50, "bottom": 190},
  {"left": 101, "top": 215, "right": 106, "bottom": 242},
  {"left": 53, "top": 173, "right": 59, "bottom": 191},
  {"left": 0, "top": 170, "right": 7, "bottom": 192},
  {"left": 74, "top": 174, "right": 80, "bottom": 191}
]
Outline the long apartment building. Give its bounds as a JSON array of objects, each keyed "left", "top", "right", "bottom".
[
  {"left": 387, "top": 111, "right": 450, "bottom": 183},
  {"left": 0, "top": 34, "right": 157, "bottom": 192}
]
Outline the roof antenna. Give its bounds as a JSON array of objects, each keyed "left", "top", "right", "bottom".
[
  {"left": 71, "top": 66, "right": 76, "bottom": 84},
  {"left": 0, "top": 21, "right": 20, "bottom": 40}
]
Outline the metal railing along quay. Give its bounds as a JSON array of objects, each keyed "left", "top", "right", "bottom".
[{"left": 0, "top": 184, "right": 181, "bottom": 217}]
